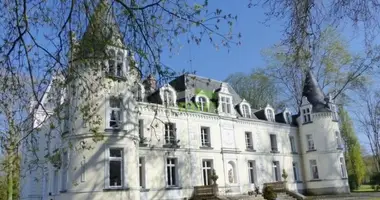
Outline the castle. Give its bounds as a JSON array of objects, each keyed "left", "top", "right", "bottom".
[{"left": 20, "top": 1, "right": 349, "bottom": 199}]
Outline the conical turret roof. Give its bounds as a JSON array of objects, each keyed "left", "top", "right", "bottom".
[
  {"left": 76, "top": 0, "right": 124, "bottom": 59},
  {"left": 302, "top": 70, "right": 331, "bottom": 112}
]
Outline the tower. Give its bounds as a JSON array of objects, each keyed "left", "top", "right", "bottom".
[
  {"left": 61, "top": 1, "right": 141, "bottom": 199},
  {"left": 297, "top": 71, "right": 349, "bottom": 195}
]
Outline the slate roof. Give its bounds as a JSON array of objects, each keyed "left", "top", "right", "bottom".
[
  {"left": 76, "top": 0, "right": 124, "bottom": 59},
  {"left": 302, "top": 71, "right": 331, "bottom": 112}
]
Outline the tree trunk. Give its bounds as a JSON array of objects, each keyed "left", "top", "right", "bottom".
[{"left": 7, "top": 153, "right": 14, "bottom": 200}]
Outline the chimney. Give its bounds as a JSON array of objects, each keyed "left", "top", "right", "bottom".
[{"left": 143, "top": 74, "right": 156, "bottom": 95}]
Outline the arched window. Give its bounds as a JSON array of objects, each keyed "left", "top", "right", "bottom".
[
  {"left": 227, "top": 161, "right": 237, "bottom": 183},
  {"left": 266, "top": 108, "right": 275, "bottom": 122},
  {"left": 242, "top": 104, "right": 251, "bottom": 118}
]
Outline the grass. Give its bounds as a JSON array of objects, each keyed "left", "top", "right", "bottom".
[{"left": 353, "top": 184, "right": 376, "bottom": 192}]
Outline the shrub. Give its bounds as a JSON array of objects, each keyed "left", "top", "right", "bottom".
[
  {"left": 263, "top": 185, "right": 277, "bottom": 200},
  {"left": 370, "top": 172, "right": 380, "bottom": 191},
  {"left": 348, "top": 174, "right": 359, "bottom": 191}
]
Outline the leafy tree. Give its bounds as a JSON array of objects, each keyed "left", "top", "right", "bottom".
[
  {"left": 339, "top": 106, "right": 366, "bottom": 190},
  {"left": 225, "top": 71, "right": 277, "bottom": 109}
]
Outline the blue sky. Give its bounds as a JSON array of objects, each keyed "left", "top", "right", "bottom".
[{"left": 161, "top": 1, "right": 284, "bottom": 81}]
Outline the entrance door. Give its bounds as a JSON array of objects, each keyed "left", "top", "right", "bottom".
[{"left": 202, "top": 160, "right": 213, "bottom": 185}]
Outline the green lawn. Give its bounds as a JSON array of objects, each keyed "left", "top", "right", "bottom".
[{"left": 353, "top": 184, "right": 376, "bottom": 192}]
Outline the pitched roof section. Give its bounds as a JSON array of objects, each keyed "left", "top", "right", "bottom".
[
  {"left": 77, "top": 0, "right": 124, "bottom": 58},
  {"left": 302, "top": 70, "right": 331, "bottom": 112}
]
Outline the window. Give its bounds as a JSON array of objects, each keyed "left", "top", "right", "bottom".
[
  {"left": 165, "top": 123, "right": 176, "bottom": 145},
  {"left": 198, "top": 96, "right": 208, "bottom": 112},
  {"left": 116, "top": 52, "right": 123, "bottom": 77},
  {"left": 109, "top": 97, "right": 122, "bottom": 128},
  {"left": 273, "top": 161, "right": 280, "bottom": 181},
  {"left": 163, "top": 89, "right": 174, "bottom": 106},
  {"left": 53, "top": 170, "right": 59, "bottom": 194},
  {"left": 242, "top": 104, "right": 251, "bottom": 118},
  {"left": 303, "top": 108, "right": 311, "bottom": 123},
  {"left": 310, "top": 160, "right": 319, "bottom": 179},
  {"left": 139, "top": 157, "right": 146, "bottom": 188},
  {"left": 139, "top": 120, "right": 144, "bottom": 139},
  {"left": 245, "top": 132, "right": 254, "bottom": 150},
  {"left": 108, "top": 50, "right": 115, "bottom": 76},
  {"left": 81, "top": 156, "right": 86, "bottom": 182},
  {"left": 202, "top": 160, "right": 213, "bottom": 185},
  {"left": 201, "top": 127, "right": 211, "bottom": 147},
  {"left": 285, "top": 112, "right": 292, "bottom": 124},
  {"left": 221, "top": 96, "right": 232, "bottom": 114},
  {"left": 248, "top": 161, "right": 256, "bottom": 184},
  {"left": 270, "top": 134, "right": 278, "bottom": 152},
  {"left": 292, "top": 162, "right": 299, "bottom": 181},
  {"left": 289, "top": 136, "right": 297, "bottom": 153},
  {"left": 61, "top": 151, "right": 68, "bottom": 191},
  {"left": 306, "top": 134, "right": 315, "bottom": 151},
  {"left": 266, "top": 108, "right": 275, "bottom": 122},
  {"left": 109, "top": 148, "right": 123, "bottom": 187},
  {"left": 331, "top": 104, "right": 338, "bottom": 121},
  {"left": 340, "top": 157, "right": 347, "bottom": 178},
  {"left": 166, "top": 158, "right": 178, "bottom": 187},
  {"left": 336, "top": 131, "right": 342, "bottom": 149}
]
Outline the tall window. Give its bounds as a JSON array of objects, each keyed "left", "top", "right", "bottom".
[
  {"left": 242, "top": 104, "right": 251, "bottom": 118},
  {"left": 336, "top": 131, "right": 342, "bottom": 149},
  {"left": 163, "top": 89, "right": 174, "bottom": 106},
  {"left": 289, "top": 136, "right": 297, "bottom": 153},
  {"left": 248, "top": 161, "right": 256, "bottom": 184},
  {"left": 109, "top": 148, "right": 123, "bottom": 187},
  {"left": 202, "top": 160, "right": 213, "bottom": 185},
  {"left": 53, "top": 170, "right": 59, "bottom": 194},
  {"left": 61, "top": 151, "right": 68, "bottom": 191},
  {"left": 310, "top": 160, "right": 319, "bottom": 179},
  {"left": 245, "top": 132, "right": 254, "bottom": 150},
  {"left": 306, "top": 134, "right": 315, "bottom": 150},
  {"left": 201, "top": 127, "right": 211, "bottom": 147},
  {"left": 340, "top": 157, "right": 347, "bottom": 178},
  {"left": 273, "top": 161, "right": 280, "bottom": 181},
  {"left": 139, "top": 120, "right": 144, "bottom": 139},
  {"left": 266, "top": 109, "right": 275, "bottom": 122},
  {"left": 81, "top": 156, "right": 86, "bottom": 182},
  {"left": 165, "top": 123, "right": 176, "bottom": 145},
  {"left": 139, "top": 157, "right": 146, "bottom": 188},
  {"left": 303, "top": 108, "right": 311, "bottom": 123},
  {"left": 270, "top": 134, "right": 278, "bottom": 152},
  {"left": 166, "top": 158, "right": 178, "bottom": 187},
  {"left": 199, "top": 96, "right": 207, "bottom": 112},
  {"left": 108, "top": 50, "right": 115, "bottom": 76},
  {"left": 116, "top": 52, "right": 123, "bottom": 77},
  {"left": 292, "top": 162, "right": 299, "bottom": 181},
  {"left": 109, "top": 97, "right": 122, "bottom": 128},
  {"left": 221, "top": 96, "right": 232, "bottom": 114},
  {"left": 331, "top": 104, "right": 338, "bottom": 121}
]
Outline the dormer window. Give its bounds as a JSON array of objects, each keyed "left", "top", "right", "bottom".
[
  {"left": 220, "top": 96, "right": 232, "bottom": 114},
  {"left": 116, "top": 52, "right": 123, "bottom": 77},
  {"left": 266, "top": 108, "right": 275, "bottom": 122},
  {"left": 285, "top": 112, "right": 292, "bottom": 124},
  {"left": 239, "top": 100, "right": 251, "bottom": 118},
  {"left": 302, "top": 108, "right": 311, "bottom": 123},
  {"left": 196, "top": 95, "right": 209, "bottom": 112},
  {"left": 108, "top": 50, "right": 116, "bottom": 75},
  {"left": 160, "top": 85, "right": 177, "bottom": 107}
]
